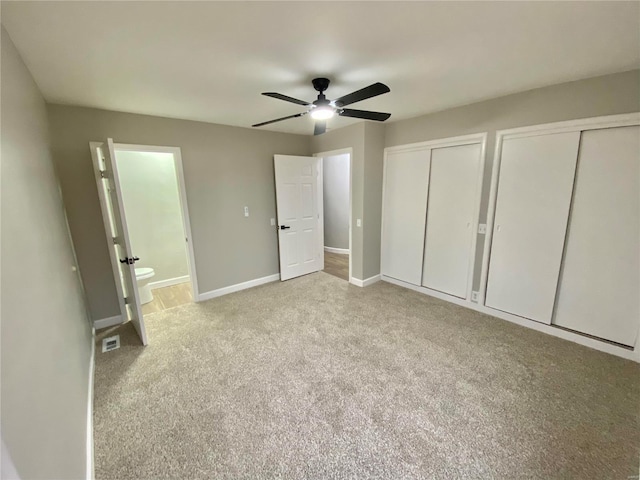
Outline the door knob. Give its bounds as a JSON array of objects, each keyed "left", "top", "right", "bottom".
[{"left": 119, "top": 257, "right": 140, "bottom": 265}]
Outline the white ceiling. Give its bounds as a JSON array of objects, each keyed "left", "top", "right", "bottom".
[{"left": 2, "top": 1, "right": 639, "bottom": 135}]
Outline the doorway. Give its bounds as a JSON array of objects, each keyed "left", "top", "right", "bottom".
[
  {"left": 90, "top": 140, "right": 198, "bottom": 345},
  {"left": 315, "top": 149, "right": 352, "bottom": 283},
  {"left": 272, "top": 149, "right": 353, "bottom": 284}
]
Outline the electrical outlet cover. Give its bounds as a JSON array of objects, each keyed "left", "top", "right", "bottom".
[{"left": 471, "top": 291, "right": 479, "bottom": 302}]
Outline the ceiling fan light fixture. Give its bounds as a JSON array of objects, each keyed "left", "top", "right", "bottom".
[
  {"left": 254, "top": 78, "right": 391, "bottom": 134},
  {"left": 310, "top": 106, "right": 334, "bottom": 120}
]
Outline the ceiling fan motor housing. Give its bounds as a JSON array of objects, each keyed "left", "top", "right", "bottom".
[{"left": 312, "top": 77, "right": 331, "bottom": 93}]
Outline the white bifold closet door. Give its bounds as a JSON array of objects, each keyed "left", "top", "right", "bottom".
[
  {"left": 381, "top": 149, "right": 430, "bottom": 285},
  {"left": 553, "top": 126, "right": 640, "bottom": 346},
  {"left": 422, "top": 143, "right": 482, "bottom": 298},
  {"left": 485, "top": 132, "right": 580, "bottom": 323}
]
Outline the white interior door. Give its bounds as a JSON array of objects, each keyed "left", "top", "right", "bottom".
[
  {"left": 91, "top": 139, "right": 147, "bottom": 345},
  {"left": 485, "top": 132, "right": 580, "bottom": 323},
  {"left": 381, "top": 149, "right": 431, "bottom": 285},
  {"left": 274, "top": 155, "right": 323, "bottom": 281},
  {"left": 422, "top": 143, "right": 482, "bottom": 298},
  {"left": 554, "top": 126, "right": 640, "bottom": 346}
]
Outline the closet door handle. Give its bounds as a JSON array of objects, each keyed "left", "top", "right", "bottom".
[{"left": 279, "top": 225, "right": 291, "bottom": 230}]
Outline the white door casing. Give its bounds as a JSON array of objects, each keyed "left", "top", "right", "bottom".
[
  {"left": 485, "top": 131, "right": 580, "bottom": 324},
  {"left": 313, "top": 148, "right": 353, "bottom": 283},
  {"left": 112, "top": 143, "right": 199, "bottom": 302},
  {"left": 90, "top": 139, "right": 148, "bottom": 345},
  {"left": 422, "top": 143, "right": 482, "bottom": 298},
  {"left": 274, "top": 155, "right": 323, "bottom": 281}
]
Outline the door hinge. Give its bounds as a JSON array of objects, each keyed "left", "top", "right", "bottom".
[
  {"left": 124, "top": 296, "right": 130, "bottom": 305},
  {"left": 100, "top": 170, "right": 107, "bottom": 179},
  {"left": 112, "top": 236, "right": 118, "bottom": 245}
]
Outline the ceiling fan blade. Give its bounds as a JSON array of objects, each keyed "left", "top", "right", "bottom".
[
  {"left": 314, "top": 120, "right": 327, "bottom": 136},
  {"left": 262, "top": 92, "right": 311, "bottom": 106},
  {"left": 252, "top": 112, "right": 308, "bottom": 128},
  {"left": 333, "top": 82, "right": 390, "bottom": 107},
  {"left": 339, "top": 109, "right": 391, "bottom": 122}
]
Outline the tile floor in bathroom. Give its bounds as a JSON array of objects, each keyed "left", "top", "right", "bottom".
[{"left": 141, "top": 282, "right": 193, "bottom": 315}]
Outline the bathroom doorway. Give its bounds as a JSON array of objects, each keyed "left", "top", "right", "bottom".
[
  {"left": 114, "top": 144, "right": 196, "bottom": 316},
  {"left": 90, "top": 140, "right": 198, "bottom": 343}
]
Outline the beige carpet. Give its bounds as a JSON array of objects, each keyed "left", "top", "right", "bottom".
[{"left": 94, "top": 272, "right": 640, "bottom": 479}]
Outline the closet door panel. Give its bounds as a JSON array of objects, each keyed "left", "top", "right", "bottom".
[
  {"left": 381, "top": 149, "right": 430, "bottom": 285},
  {"left": 554, "top": 126, "right": 640, "bottom": 346},
  {"left": 422, "top": 143, "right": 481, "bottom": 298},
  {"left": 485, "top": 132, "right": 580, "bottom": 323}
]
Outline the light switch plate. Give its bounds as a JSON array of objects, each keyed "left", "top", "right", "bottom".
[
  {"left": 270, "top": 218, "right": 276, "bottom": 226},
  {"left": 244, "top": 206, "right": 249, "bottom": 217},
  {"left": 356, "top": 219, "right": 362, "bottom": 227}
]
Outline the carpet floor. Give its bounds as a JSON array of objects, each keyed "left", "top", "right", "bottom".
[{"left": 94, "top": 272, "right": 640, "bottom": 479}]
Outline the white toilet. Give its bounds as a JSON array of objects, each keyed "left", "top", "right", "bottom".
[{"left": 135, "top": 267, "right": 155, "bottom": 304}]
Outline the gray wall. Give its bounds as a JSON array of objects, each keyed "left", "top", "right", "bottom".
[
  {"left": 385, "top": 69, "right": 640, "bottom": 290},
  {"left": 116, "top": 150, "right": 189, "bottom": 284},
  {"left": 362, "top": 122, "right": 386, "bottom": 280},
  {"left": 48, "top": 106, "right": 310, "bottom": 321},
  {"left": 1, "top": 27, "right": 92, "bottom": 480},
  {"left": 45, "top": 69, "right": 640, "bottom": 321},
  {"left": 322, "top": 154, "right": 350, "bottom": 250}
]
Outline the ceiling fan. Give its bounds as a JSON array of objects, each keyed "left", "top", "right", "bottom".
[{"left": 252, "top": 78, "right": 391, "bottom": 135}]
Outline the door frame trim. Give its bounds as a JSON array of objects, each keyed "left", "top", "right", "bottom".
[
  {"left": 313, "top": 148, "right": 354, "bottom": 284},
  {"left": 112, "top": 143, "right": 200, "bottom": 302},
  {"left": 479, "top": 112, "right": 640, "bottom": 305}
]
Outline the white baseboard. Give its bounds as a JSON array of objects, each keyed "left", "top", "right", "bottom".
[
  {"left": 350, "top": 274, "right": 381, "bottom": 288},
  {"left": 86, "top": 327, "right": 95, "bottom": 480},
  {"left": 381, "top": 275, "right": 639, "bottom": 363},
  {"left": 93, "top": 315, "right": 124, "bottom": 330},
  {"left": 324, "top": 246, "right": 350, "bottom": 255},
  {"left": 197, "top": 273, "right": 281, "bottom": 302},
  {"left": 149, "top": 275, "right": 190, "bottom": 290}
]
